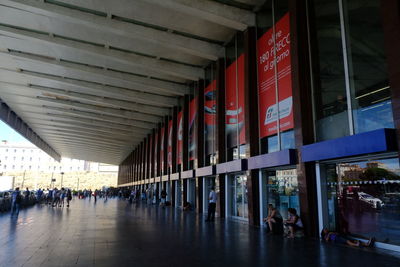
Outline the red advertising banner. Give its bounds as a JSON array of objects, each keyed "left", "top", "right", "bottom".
[
  {"left": 257, "top": 12, "right": 293, "bottom": 138},
  {"left": 154, "top": 132, "right": 158, "bottom": 175},
  {"left": 205, "top": 80, "right": 216, "bottom": 155},
  {"left": 225, "top": 54, "right": 245, "bottom": 148},
  {"left": 160, "top": 127, "right": 165, "bottom": 172},
  {"left": 167, "top": 120, "right": 173, "bottom": 168},
  {"left": 189, "top": 97, "right": 197, "bottom": 161},
  {"left": 177, "top": 111, "right": 183, "bottom": 165}
]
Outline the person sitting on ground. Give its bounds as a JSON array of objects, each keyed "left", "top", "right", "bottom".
[
  {"left": 183, "top": 201, "right": 192, "bottom": 211},
  {"left": 321, "top": 228, "right": 375, "bottom": 247},
  {"left": 263, "top": 204, "right": 283, "bottom": 234},
  {"left": 284, "top": 208, "right": 303, "bottom": 238}
]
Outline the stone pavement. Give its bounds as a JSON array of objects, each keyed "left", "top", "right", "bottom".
[{"left": 1, "top": 198, "right": 399, "bottom": 267}]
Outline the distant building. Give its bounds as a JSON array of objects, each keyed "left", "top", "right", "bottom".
[{"left": 0, "top": 140, "right": 118, "bottom": 175}]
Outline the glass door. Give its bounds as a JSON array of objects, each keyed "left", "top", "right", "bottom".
[
  {"left": 261, "top": 168, "right": 299, "bottom": 220},
  {"left": 203, "top": 176, "right": 219, "bottom": 215},
  {"left": 231, "top": 174, "right": 248, "bottom": 220}
]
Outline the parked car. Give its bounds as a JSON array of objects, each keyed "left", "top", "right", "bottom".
[
  {"left": 0, "top": 191, "right": 11, "bottom": 212},
  {"left": 358, "top": 192, "right": 384, "bottom": 209}
]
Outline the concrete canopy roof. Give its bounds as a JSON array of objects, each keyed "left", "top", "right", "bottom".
[{"left": 0, "top": 0, "right": 261, "bottom": 165}]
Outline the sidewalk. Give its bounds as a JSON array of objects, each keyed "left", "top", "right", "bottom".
[{"left": 0, "top": 199, "right": 399, "bottom": 267}]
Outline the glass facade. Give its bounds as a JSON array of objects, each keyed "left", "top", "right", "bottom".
[
  {"left": 225, "top": 33, "right": 246, "bottom": 161},
  {"left": 321, "top": 157, "right": 400, "bottom": 246},
  {"left": 204, "top": 65, "right": 217, "bottom": 166},
  {"left": 311, "top": 0, "right": 394, "bottom": 141},
  {"left": 261, "top": 168, "right": 300, "bottom": 221},
  {"left": 257, "top": 0, "right": 294, "bottom": 154},
  {"left": 118, "top": 0, "right": 400, "bottom": 251},
  {"left": 228, "top": 174, "right": 249, "bottom": 220}
]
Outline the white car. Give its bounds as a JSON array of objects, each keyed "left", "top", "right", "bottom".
[{"left": 358, "top": 192, "right": 384, "bottom": 209}]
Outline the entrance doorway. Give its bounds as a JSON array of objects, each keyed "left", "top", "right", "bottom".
[
  {"left": 203, "top": 176, "right": 219, "bottom": 216},
  {"left": 187, "top": 179, "right": 196, "bottom": 209},
  {"left": 260, "top": 168, "right": 299, "bottom": 223},
  {"left": 228, "top": 174, "right": 248, "bottom": 220}
]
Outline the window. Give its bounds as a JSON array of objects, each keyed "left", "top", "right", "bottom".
[
  {"left": 21, "top": 157, "right": 24, "bottom": 161},
  {"left": 12, "top": 165, "right": 15, "bottom": 169},
  {"left": 320, "top": 158, "right": 400, "bottom": 246},
  {"left": 310, "top": 0, "right": 394, "bottom": 141},
  {"left": 30, "top": 157, "right": 32, "bottom": 161},
  {"left": 29, "top": 166, "right": 31, "bottom": 170}
]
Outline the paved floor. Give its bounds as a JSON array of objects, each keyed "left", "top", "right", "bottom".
[{"left": 1, "top": 199, "right": 400, "bottom": 267}]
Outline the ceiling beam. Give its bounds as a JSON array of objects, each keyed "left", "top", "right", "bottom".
[
  {"left": 35, "top": 96, "right": 159, "bottom": 126},
  {"left": 29, "top": 84, "right": 165, "bottom": 118},
  {"left": 0, "top": 81, "right": 169, "bottom": 118},
  {"left": 41, "top": 106, "right": 158, "bottom": 129},
  {"left": 0, "top": 51, "right": 189, "bottom": 96},
  {"left": 141, "top": 0, "right": 255, "bottom": 30},
  {"left": 0, "top": 71, "right": 174, "bottom": 111},
  {"left": 21, "top": 115, "right": 148, "bottom": 136},
  {"left": 0, "top": 24, "right": 204, "bottom": 81},
  {"left": 0, "top": 0, "right": 223, "bottom": 60},
  {"left": 40, "top": 129, "right": 127, "bottom": 147},
  {"left": 35, "top": 126, "right": 138, "bottom": 142},
  {"left": 38, "top": 130, "right": 133, "bottom": 146},
  {"left": 43, "top": 134, "right": 132, "bottom": 149}
]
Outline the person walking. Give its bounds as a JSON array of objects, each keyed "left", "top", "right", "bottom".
[
  {"left": 59, "top": 188, "right": 66, "bottom": 207},
  {"left": 205, "top": 186, "right": 217, "bottom": 222},
  {"left": 37, "top": 188, "right": 43, "bottom": 204},
  {"left": 160, "top": 189, "right": 167, "bottom": 208},
  {"left": 10, "top": 187, "right": 22, "bottom": 217},
  {"left": 25, "top": 187, "right": 30, "bottom": 206},
  {"left": 66, "top": 189, "right": 72, "bottom": 208}
]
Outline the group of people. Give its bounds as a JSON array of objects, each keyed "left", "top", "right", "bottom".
[
  {"left": 126, "top": 188, "right": 170, "bottom": 207},
  {"left": 263, "top": 204, "right": 375, "bottom": 248},
  {"left": 39, "top": 187, "right": 73, "bottom": 207},
  {"left": 263, "top": 205, "right": 303, "bottom": 238}
]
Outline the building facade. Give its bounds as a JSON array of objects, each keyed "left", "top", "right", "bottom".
[
  {"left": 117, "top": 0, "right": 400, "bottom": 251},
  {"left": 0, "top": 141, "right": 118, "bottom": 189}
]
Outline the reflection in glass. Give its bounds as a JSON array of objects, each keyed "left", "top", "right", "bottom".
[
  {"left": 311, "top": 0, "right": 349, "bottom": 141},
  {"left": 204, "top": 176, "right": 219, "bottom": 216},
  {"left": 231, "top": 175, "right": 248, "bottom": 219},
  {"left": 343, "top": 0, "right": 394, "bottom": 133},
  {"left": 261, "top": 169, "right": 299, "bottom": 220},
  {"left": 323, "top": 158, "right": 400, "bottom": 246}
]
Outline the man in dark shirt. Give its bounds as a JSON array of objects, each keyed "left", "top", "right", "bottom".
[{"left": 11, "top": 187, "right": 22, "bottom": 217}]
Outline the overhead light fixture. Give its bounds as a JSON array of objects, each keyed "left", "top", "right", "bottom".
[{"left": 355, "top": 86, "right": 390, "bottom": 99}]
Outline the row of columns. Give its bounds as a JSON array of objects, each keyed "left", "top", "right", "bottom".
[{"left": 117, "top": 0, "right": 400, "bottom": 238}]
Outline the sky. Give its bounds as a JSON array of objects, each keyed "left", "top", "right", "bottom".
[{"left": 0, "top": 120, "right": 31, "bottom": 144}]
